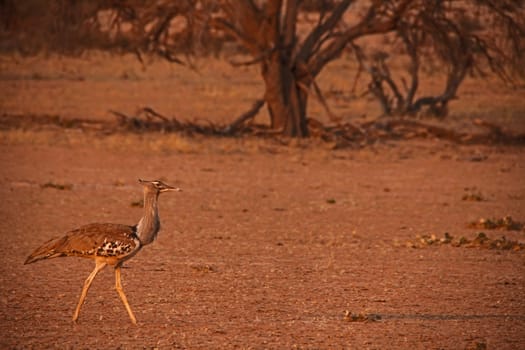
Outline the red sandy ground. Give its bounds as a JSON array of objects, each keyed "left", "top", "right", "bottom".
[
  {"left": 1, "top": 139, "right": 524, "bottom": 349},
  {"left": 0, "top": 54, "right": 524, "bottom": 349}
]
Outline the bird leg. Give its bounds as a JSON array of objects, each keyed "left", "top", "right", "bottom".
[
  {"left": 73, "top": 260, "right": 107, "bottom": 322},
  {"left": 115, "top": 265, "right": 137, "bottom": 324}
]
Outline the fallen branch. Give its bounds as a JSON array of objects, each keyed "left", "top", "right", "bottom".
[
  {"left": 223, "top": 99, "right": 265, "bottom": 134},
  {"left": 307, "top": 117, "right": 525, "bottom": 147},
  {"left": 108, "top": 109, "right": 132, "bottom": 121},
  {"left": 141, "top": 107, "right": 170, "bottom": 122},
  {"left": 2, "top": 113, "right": 524, "bottom": 147}
]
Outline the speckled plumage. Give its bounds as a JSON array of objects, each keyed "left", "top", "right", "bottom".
[
  {"left": 25, "top": 223, "right": 141, "bottom": 265},
  {"left": 24, "top": 179, "right": 180, "bottom": 324}
]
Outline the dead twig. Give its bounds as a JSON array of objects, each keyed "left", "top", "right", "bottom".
[
  {"left": 311, "top": 80, "right": 341, "bottom": 124},
  {"left": 140, "top": 107, "right": 169, "bottom": 122},
  {"left": 108, "top": 109, "right": 132, "bottom": 121},
  {"left": 223, "top": 99, "right": 265, "bottom": 134}
]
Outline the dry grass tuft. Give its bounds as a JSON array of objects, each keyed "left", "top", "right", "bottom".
[
  {"left": 404, "top": 232, "right": 524, "bottom": 251},
  {"left": 468, "top": 216, "right": 524, "bottom": 231},
  {"left": 40, "top": 182, "right": 73, "bottom": 190},
  {"left": 0, "top": 129, "right": 200, "bottom": 154}
]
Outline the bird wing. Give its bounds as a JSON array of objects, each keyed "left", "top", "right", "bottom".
[{"left": 24, "top": 223, "right": 141, "bottom": 264}]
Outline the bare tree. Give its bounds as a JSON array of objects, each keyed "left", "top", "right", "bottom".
[
  {"left": 208, "top": 0, "right": 413, "bottom": 136},
  {"left": 100, "top": 0, "right": 413, "bottom": 136},
  {"left": 353, "top": 0, "right": 525, "bottom": 117},
  {"left": 2, "top": 0, "right": 523, "bottom": 136},
  {"left": 109, "top": 0, "right": 523, "bottom": 134}
]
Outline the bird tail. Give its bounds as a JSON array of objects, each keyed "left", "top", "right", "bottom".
[{"left": 24, "top": 236, "right": 68, "bottom": 264}]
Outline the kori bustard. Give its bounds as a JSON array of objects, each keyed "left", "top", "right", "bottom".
[{"left": 25, "top": 179, "right": 180, "bottom": 324}]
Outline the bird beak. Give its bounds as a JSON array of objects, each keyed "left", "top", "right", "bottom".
[
  {"left": 162, "top": 186, "right": 182, "bottom": 193},
  {"left": 138, "top": 179, "right": 181, "bottom": 192}
]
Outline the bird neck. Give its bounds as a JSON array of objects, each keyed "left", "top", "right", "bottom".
[{"left": 136, "top": 190, "right": 161, "bottom": 245}]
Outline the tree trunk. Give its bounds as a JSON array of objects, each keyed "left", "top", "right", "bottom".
[{"left": 261, "top": 52, "right": 309, "bottom": 137}]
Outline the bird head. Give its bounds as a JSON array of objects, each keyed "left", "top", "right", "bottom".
[{"left": 138, "top": 179, "right": 182, "bottom": 193}]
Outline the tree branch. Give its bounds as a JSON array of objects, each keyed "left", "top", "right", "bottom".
[
  {"left": 224, "top": 99, "right": 266, "bottom": 134},
  {"left": 282, "top": 0, "right": 298, "bottom": 51},
  {"left": 296, "top": 0, "right": 353, "bottom": 63},
  {"left": 308, "top": 0, "right": 412, "bottom": 77}
]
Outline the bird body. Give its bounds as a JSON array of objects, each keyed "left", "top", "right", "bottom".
[
  {"left": 24, "top": 179, "right": 180, "bottom": 324},
  {"left": 24, "top": 223, "right": 141, "bottom": 266}
]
